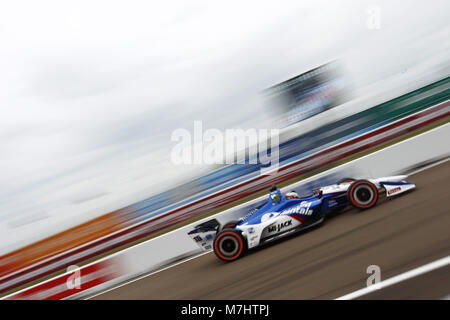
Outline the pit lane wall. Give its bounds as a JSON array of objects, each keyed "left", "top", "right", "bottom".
[{"left": 3, "top": 123, "right": 450, "bottom": 300}]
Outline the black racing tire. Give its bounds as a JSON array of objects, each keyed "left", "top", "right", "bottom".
[
  {"left": 213, "top": 229, "right": 246, "bottom": 262},
  {"left": 347, "top": 180, "right": 379, "bottom": 210},
  {"left": 219, "top": 220, "right": 241, "bottom": 232},
  {"left": 338, "top": 177, "right": 356, "bottom": 184}
]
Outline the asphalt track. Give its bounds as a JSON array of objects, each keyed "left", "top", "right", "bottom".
[{"left": 93, "top": 160, "right": 450, "bottom": 300}]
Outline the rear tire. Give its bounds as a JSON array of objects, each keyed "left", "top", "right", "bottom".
[
  {"left": 214, "top": 229, "right": 246, "bottom": 262},
  {"left": 347, "top": 180, "right": 378, "bottom": 209}
]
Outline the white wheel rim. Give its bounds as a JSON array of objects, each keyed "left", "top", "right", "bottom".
[
  {"left": 353, "top": 185, "right": 375, "bottom": 205},
  {"left": 219, "top": 235, "right": 239, "bottom": 257}
]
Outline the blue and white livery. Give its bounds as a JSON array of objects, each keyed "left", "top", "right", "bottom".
[{"left": 188, "top": 175, "right": 415, "bottom": 261}]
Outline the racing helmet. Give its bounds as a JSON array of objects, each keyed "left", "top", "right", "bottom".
[
  {"left": 269, "top": 186, "right": 282, "bottom": 203},
  {"left": 285, "top": 191, "right": 300, "bottom": 199}
]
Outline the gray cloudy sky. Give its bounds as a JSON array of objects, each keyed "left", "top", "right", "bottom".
[{"left": 0, "top": 0, "right": 449, "bottom": 253}]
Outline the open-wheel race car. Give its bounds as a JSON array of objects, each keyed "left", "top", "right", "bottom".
[{"left": 188, "top": 175, "right": 416, "bottom": 261}]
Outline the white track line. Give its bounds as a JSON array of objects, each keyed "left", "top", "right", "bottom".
[{"left": 335, "top": 255, "right": 450, "bottom": 300}]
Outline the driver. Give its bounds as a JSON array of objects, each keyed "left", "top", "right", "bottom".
[
  {"left": 269, "top": 185, "right": 282, "bottom": 203},
  {"left": 269, "top": 186, "right": 300, "bottom": 201}
]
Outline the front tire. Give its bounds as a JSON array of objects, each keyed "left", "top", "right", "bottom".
[
  {"left": 214, "top": 229, "right": 246, "bottom": 262},
  {"left": 347, "top": 180, "right": 378, "bottom": 209}
]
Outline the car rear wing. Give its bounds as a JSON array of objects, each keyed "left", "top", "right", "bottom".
[
  {"left": 187, "top": 202, "right": 264, "bottom": 252},
  {"left": 187, "top": 219, "right": 220, "bottom": 252}
]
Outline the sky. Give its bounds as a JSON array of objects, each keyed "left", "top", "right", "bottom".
[{"left": 0, "top": 0, "right": 449, "bottom": 253}]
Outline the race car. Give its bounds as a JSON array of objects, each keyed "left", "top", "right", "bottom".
[{"left": 188, "top": 175, "right": 416, "bottom": 262}]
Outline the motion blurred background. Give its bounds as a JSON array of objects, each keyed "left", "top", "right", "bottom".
[{"left": 0, "top": 0, "right": 449, "bottom": 265}]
